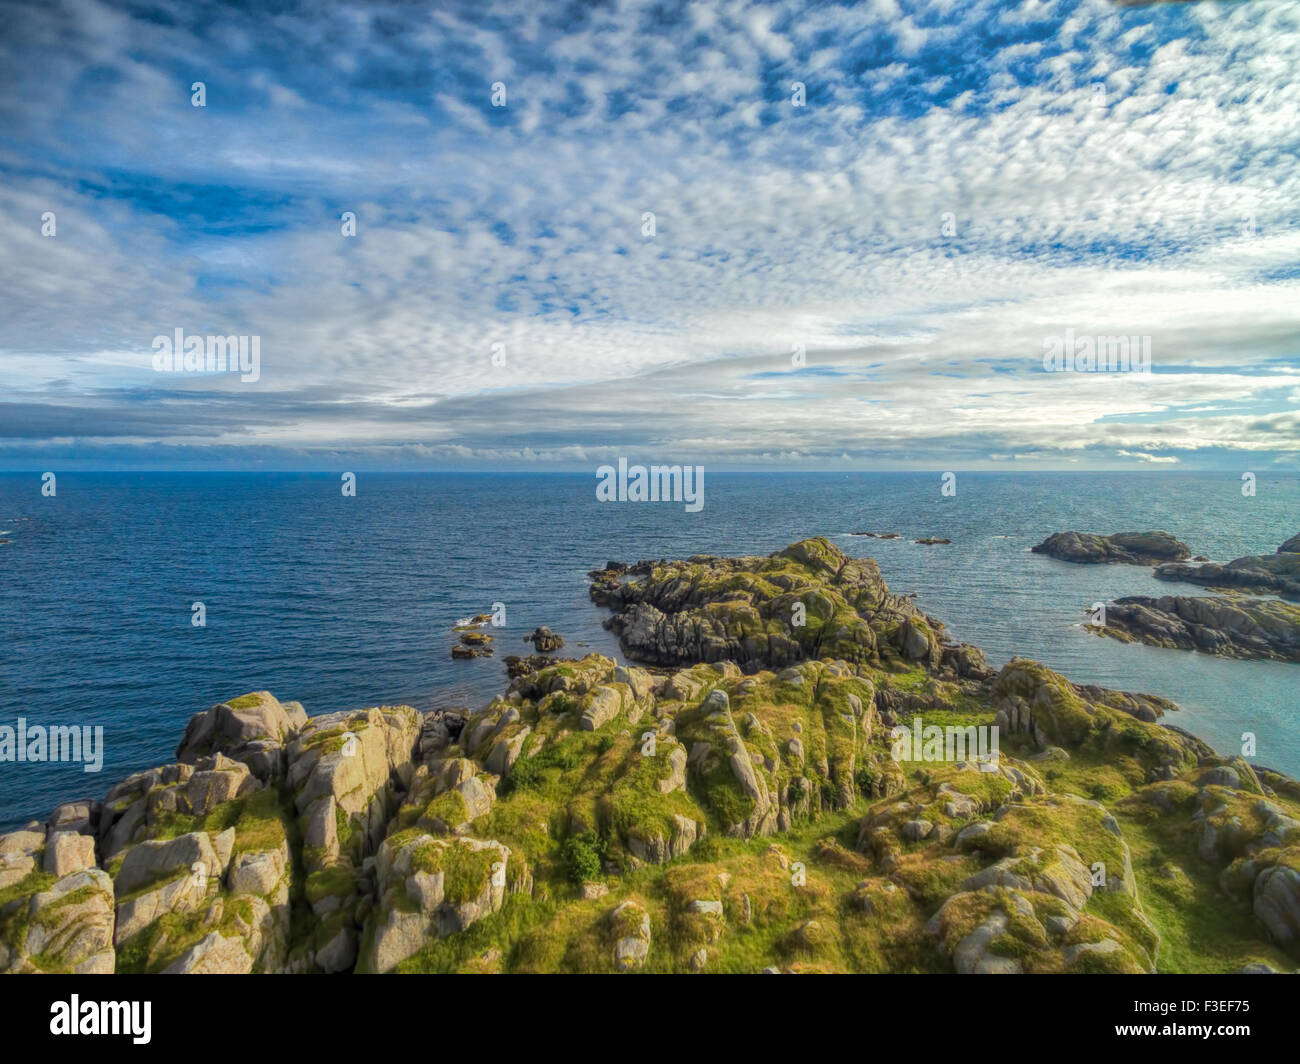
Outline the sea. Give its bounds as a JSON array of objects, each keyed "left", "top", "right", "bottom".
[{"left": 0, "top": 470, "right": 1295, "bottom": 830}]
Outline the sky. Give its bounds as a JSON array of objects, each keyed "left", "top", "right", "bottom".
[{"left": 0, "top": 0, "right": 1297, "bottom": 472}]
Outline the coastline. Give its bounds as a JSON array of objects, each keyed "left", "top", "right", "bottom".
[{"left": 4, "top": 537, "right": 1297, "bottom": 975}]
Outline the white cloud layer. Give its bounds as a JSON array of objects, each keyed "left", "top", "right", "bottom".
[{"left": 0, "top": 0, "right": 1297, "bottom": 468}]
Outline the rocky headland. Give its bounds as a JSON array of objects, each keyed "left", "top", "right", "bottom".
[
  {"left": 587, "top": 537, "right": 988, "bottom": 676},
  {"left": 1154, "top": 535, "right": 1300, "bottom": 600},
  {"left": 3, "top": 538, "right": 1298, "bottom": 974},
  {"left": 1094, "top": 596, "right": 1300, "bottom": 663},
  {"left": 1032, "top": 531, "right": 1191, "bottom": 566}
]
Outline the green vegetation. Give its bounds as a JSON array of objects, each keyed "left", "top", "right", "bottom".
[{"left": 562, "top": 831, "right": 606, "bottom": 883}]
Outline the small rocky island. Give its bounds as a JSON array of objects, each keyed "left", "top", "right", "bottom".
[
  {"left": 3, "top": 538, "right": 1298, "bottom": 975},
  {"left": 1079, "top": 533, "right": 1300, "bottom": 663},
  {"left": 1032, "top": 530, "right": 1191, "bottom": 566},
  {"left": 1155, "top": 535, "right": 1300, "bottom": 600},
  {"left": 1095, "top": 596, "right": 1300, "bottom": 663},
  {"left": 450, "top": 615, "right": 495, "bottom": 659},
  {"left": 525, "top": 626, "right": 564, "bottom": 652}
]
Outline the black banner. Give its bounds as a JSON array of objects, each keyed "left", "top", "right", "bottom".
[{"left": 1, "top": 973, "right": 1288, "bottom": 1051}]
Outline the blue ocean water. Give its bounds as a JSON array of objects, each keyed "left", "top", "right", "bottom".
[{"left": 0, "top": 470, "right": 1296, "bottom": 830}]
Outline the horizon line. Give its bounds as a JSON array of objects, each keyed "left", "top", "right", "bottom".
[{"left": 0, "top": 467, "right": 1287, "bottom": 476}]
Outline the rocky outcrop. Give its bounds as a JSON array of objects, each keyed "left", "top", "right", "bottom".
[
  {"left": 287, "top": 704, "right": 421, "bottom": 972},
  {"left": 2, "top": 867, "right": 116, "bottom": 974},
  {"left": 418, "top": 709, "right": 468, "bottom": 761},
  {"left": 1156, "top": 535, "right": 1300, "bottom": 600},
  {"left": 113, "top": 830, "right": 234, "bottom": 944},
  {"left": 97, "top": 754, "right": 260, "bottom": 860},
  {"left": 504, "top": 652, "right": 563, "bottom": 677},
  {"left": 44, "top": 832, "right": 97, "bottom": 878},
  {"left": 289, "top": 706, "right": 420, "bottom": 858},
  {"left": 590, "top": 537, "right": 971, "bottom": 672},
  {"left": 1, "top": 748, "right": 298, "bottom": 975},
  {"left": 449, "top": 617, "right": 496, "bottom": 658},
  {"left": 610, "top": 899, "right": 652, "bottom": 971},
  {"left": 1094, "top": 595, "right": 1300, "bottom": 663},
  {"left": 880, "top": 776, "right": 1160, "bottom": 974},
  {"left": 1, "top": 810, "right": 116, "bottom": 975},
  {"left": 1251, "top": 860, "right": 1300, "bottom": 944},
  {"left": 1031, "top": 530, "right": 1191, "bottom": 566},
  {"left": 989, "top": 658, "right": 1205, "bottom": 774},
  {"left": 525, "top": 626, "right": 565, "bottom": 651},
  {"left": 359, "top": 834, "right": 520, "bottom": 973},
  {"left": 176, "top": 691, "right": 306, "bottom": 781},
  {"left": 451, "top": 642, "right": 493, "bottom": 659}
]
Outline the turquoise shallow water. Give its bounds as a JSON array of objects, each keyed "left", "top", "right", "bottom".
[{"left": 0, "top": 470, "right": 1295, "bottom": 828}]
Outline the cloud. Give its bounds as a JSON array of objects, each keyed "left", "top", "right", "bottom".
[
  {"left": 1117, "top": 449, "right": 1179, "bottom": 464},
  {"left": 0, "top": 0, "right": 1298, "bottom": 469}
]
